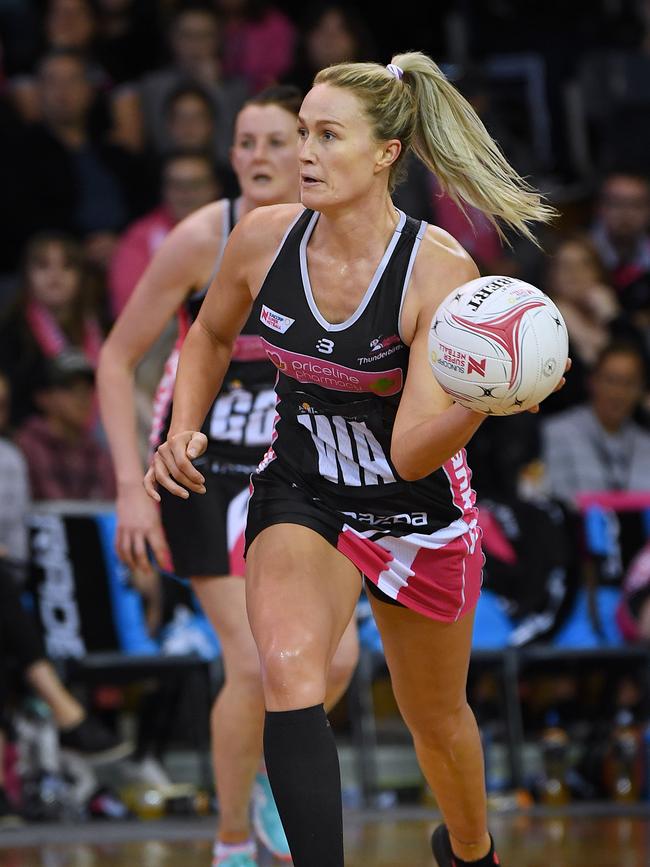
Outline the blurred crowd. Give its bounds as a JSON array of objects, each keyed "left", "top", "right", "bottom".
[{"left": 1, "top": 0, "right": 650, "bottom": 821}]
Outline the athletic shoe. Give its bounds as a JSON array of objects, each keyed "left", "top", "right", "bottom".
[
  {"left": 431, "top": 824, "right": 500, "bottom": 866},
  {"left": 251, "top": 772, "right": 292, "bottom": 861},
  {"left": 59, "top": 716, "right": 132, "bottom": 765},
  {"left": 87, "top": 785, "right": 134, "bottom": 820},
  {"left": 212, "top": 840, "right": 257, "bottom": 866},
  {"left": 120, "top": 756, "right": 172, "bottom": 787}
]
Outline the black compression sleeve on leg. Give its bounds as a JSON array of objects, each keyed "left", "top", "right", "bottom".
[{"left": 263, "top": 704, "right": 344, "bottom": 867}]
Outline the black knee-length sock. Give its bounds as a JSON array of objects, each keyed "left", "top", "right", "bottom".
[{"left": 263, "top": 704, "right": 344, "bottom": 867}]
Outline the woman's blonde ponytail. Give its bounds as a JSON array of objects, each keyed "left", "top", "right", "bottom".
[
  {"left": 392, "top": 52, "right": 555, "bottom": 242},
  {"left": 316, "top": 52, "right": 556, "bottom": 242}
]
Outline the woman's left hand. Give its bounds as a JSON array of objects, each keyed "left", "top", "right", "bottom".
[{"left": 143, "top": 430, "right": 208, "bottom": 501}]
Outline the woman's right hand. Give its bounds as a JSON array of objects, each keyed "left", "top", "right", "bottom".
[
  {"left": 116, "top": 483, "right": 171, "bottom": 574},
  {"left": 143, "top": 431, "right": 208, "bottom": 502}
]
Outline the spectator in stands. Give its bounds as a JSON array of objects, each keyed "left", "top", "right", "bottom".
[
  {"left": 109, "top": 151, "right": 220, "bottom": 317},
  {"left": 0, "top": 565, "right": 130, "bottom": 768},
  {"left": 10, "top": 0, "right": 98, "bottom": 125},
  {"left": 43, "top": 0, "right": 96, "bottom": 54},
  {"left": 282, "top": 3, "right": 376, "bottom": 95},
  {"left": 0, "top": 232, "right": 103, "bottom": 427},
  {"left": 15, "top": 351, "right": 115, "bottom": 501},
  {"left": 547, "top": 235, "right": 619, "bottom": 367},
  {"left": 541, "top": 341, "right": 650, "bottom": 505},
  {"left": 8, "top": 0, "right": 144, "bottom": 151},
  {"left": 0, "top": 371, "right": 128, "bottom": 787},
  {"left": 541, "top": 234, "right": 620, "bottom": 412},
  {"left": 138, "top": 4, "right": 248, "bottom": 167},
  {"left": 0, "top": 371, "right": 30, "bottom": 581},
  {"left": 217, "top": 0, "right": 296, "bottom": 93},
  {"left": 163, "top": 83, "right": 216, "bottom": 154},
  {"left": 94, "top": 0, "right": 162, "bottom": 87},
  {"left": 591, "top": 171, "right": 650, "bottom": 293},
  {"left": 12, "top": 49, "right": 151, "bottom": 269}
]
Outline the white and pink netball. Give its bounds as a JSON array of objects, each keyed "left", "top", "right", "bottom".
[{"left": 428, "top": 275, "right": 568, "bottom": 415}]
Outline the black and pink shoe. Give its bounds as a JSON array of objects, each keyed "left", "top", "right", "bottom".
[{"left": 431, "top": 824, "right": 500, "bottom": 866}]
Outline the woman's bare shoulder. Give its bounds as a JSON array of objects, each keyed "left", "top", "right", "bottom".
[
  {"left": 420, "top": 223, "right": 475, "bottom": 263},
  {"left": 412, "top": 225, "right": 479, "bottom": 291},
  {"left": 167, "top": 199, "right": 229, "bottom": 252},
  {"left": 208, "top": 204, "right": 305, "bottom": 297},
  {"left": 235, "top": 204, "right": 305, "bottom": 250},
  {"left": 225, "top": 204, "right": 305, "bottom": 290},
  {"left": 400, "top": 224, "right": 480, "bottom": 343}
]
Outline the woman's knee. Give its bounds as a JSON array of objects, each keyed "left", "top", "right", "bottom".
[
  {"left": 399, "top": 694, "right": 473, "bottom": 751},
  {"left": 213, "top": 623, "right": 262, "bottom": 691},
  {"left": 258, "top": 636, "right": 329, "bottom": 707},
  {"left": 221, "top": 646, "right": 264, "bottom": 695}
]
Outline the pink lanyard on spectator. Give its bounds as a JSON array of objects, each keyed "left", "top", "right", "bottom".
[{"left": 25, "top": 300, "right": 102, "bottom": 366}]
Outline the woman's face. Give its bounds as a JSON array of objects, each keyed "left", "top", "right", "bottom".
[
  {"left": 307, "top": 10, "right": 357, "bottom": 69},
  {"left": 167, "top": 94, "right": 214, "bottom": 151},
  {"left": 46, "top": 0, "right": 95, "bottom": 50},
  {"left": 591, "top": 352, "right": 644, "bottom": 431},
  {"left": 171, "top": 11, "right": 219, "bottom": 67},
  {"left": 231, "top": 104, "right": 300, "bottom": 206},
  {"left": 27, "top": 243, "right": 81, "bottom": 310},
  {"left": 298, "top": 84, "right": 396, "bottom": 212},
  {"left": 550, "top": 241, "right": 601, "bottom": 302}
]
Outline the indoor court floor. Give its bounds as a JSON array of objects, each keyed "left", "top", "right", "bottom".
[{"left": 1, "top": 808, "right": 648, "bottom": 867}]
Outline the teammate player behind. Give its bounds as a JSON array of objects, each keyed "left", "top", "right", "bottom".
[
  {"left": 146, "top": 55, "right": 563, "bottom": 866},
  {"left": 97, "top": 85, "right": 359, "bottom": 867}
]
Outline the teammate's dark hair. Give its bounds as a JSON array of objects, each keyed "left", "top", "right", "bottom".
[{"left": 244, "top": 84, "right": 303, "bottom": 118}]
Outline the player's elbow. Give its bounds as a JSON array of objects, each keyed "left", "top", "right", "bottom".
[
  {"left": 97, "top": 340, "right": 118, "bottom": 379},
  {"left": 398, "top": 466, "right": 423, "bottom": 482},
  {"left": 98, "top": 337, "right": 135, "bottom": 378},
  {"left": 391, "top": 442, "right": 425, "bottom": 482}
]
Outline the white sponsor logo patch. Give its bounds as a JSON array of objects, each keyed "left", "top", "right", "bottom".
[{"left": 260, "top": 304, "right": 295, "bottom": 334}]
